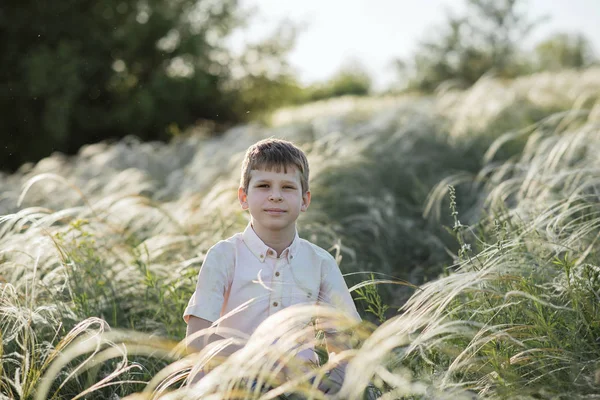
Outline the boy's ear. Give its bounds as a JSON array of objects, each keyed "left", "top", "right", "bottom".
[
  {"left": 301, "top": 190, "right": 311, "bottom": 212},
  {"left": 238, "top": 187, "right": 249, "bottom": 210}
]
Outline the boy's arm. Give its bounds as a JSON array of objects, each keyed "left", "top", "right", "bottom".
[
  {"left": 318, "top": 255, "right": 361, "bottom": 322},
  {"left": 183, "top": 244, "right": 240, "bottom": 384},
  {"left": 317, "top": 256, "right": 362, "bottom": 393},
  {"left": 185, "top": 316, "right": 222, "bottom": 352},
  {"left": 185, "top": 316, "right": 243, "bottom": 386},
  {"left": 183, "top": 243, "right": 232, "bottom": 325},
  {"left": 186, "top": 316, "right": 242, "bottom": 355}
]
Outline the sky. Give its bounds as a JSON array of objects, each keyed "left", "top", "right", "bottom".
[{"left": 235, "top": 0, "right": 600, "bottom": 90}]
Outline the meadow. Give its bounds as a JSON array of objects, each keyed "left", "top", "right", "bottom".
[{"left": 1, "top": 68, "right": 599, "bottom": 399}]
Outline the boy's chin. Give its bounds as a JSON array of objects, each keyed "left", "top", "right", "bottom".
[{"left": 255, "top": 220, "right": 295, "bottom": 231}]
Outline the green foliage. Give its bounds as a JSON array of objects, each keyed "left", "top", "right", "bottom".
[
  {"left": 54, "top": 220, "right": 116, "bottom": 321},
  {"left": 354, "top": 275, "right": 389, "bottom": 323},
  {"left": 0, "top": 0, "right": 298, "bottom": 171},
  {"left": 51, "top": 218, "right": 194, "bottom": 339},
  {"left": 534, "top": 33, "right": 598, "bottom": 71},
  {"left": 447, "top": 185, "right": 472, "bottom": 261},
  {"left": 431, "top": 240, "right": 600, "bottom": 397},
  {"left": 399, "top": 0, "right": 543, "bottom": 91},
  {"left": 302, "top": 64, "right": 372, "bottom": 102}
]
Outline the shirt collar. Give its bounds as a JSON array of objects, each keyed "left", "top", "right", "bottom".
[{"left": 242, "top": 223, "right": 299, "bottom": 263}]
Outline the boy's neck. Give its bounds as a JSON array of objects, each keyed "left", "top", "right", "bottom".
[{"left": 251, "top": 223, "right": 296, "bottom": 256}]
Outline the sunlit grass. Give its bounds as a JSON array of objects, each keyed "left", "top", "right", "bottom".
[{"left": 1, "top": 68, "right": 599, "bottom": 398}]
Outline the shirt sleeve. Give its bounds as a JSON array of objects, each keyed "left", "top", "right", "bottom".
[
  {"left": 319, "top": 256, "right": 361, "bottom": 322},
  {"left": 183, "top": 243, "right": 231, "bottom": 323}
]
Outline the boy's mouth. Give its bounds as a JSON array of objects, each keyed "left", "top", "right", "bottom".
[{"left": 264, "top": 208, "right": 286, "bottom": 214}]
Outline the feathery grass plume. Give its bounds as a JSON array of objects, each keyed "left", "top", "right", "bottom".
[
  {"left": 0, "top": 278, "right": 105, "bottom": 399},
  {"left": 403, "top": 97, "right": 600, "bottom": 398},
  {"left": 31, "top": 306, "right": 372, "bottom": 400},
  {"left": 33, "top": 328, "right": 187, "bottom": 400},
  {"left": 436, "top": 68, "right": 600, "bottom": 140}
]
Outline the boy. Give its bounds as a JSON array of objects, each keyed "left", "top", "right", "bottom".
[{"left": 183, "top": 138, "right": 361, "bottom": 391}]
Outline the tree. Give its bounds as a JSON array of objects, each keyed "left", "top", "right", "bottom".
[
  {"left": 304, "top": 61, "right": 372, "bottom": 102},
  {"left": 397, "top": 0, "right": 544, "bottom": 91},
  {"left": 0, "top": 0, "right": 297, "bottom": 171},
  {"left": 534, "top": 33, "right": 597, "bottom": 71}
]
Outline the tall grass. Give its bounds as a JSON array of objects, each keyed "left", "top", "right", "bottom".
[
  {"left": 0, "top": 68, "right": 599, "bottom": 399},
  {"left": 409, "top": 111, "right": 600, "bottom": 398}
]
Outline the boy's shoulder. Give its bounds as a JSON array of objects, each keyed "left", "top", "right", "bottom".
[
  {"left": 207, "top": 232, "right": 243, "bottom": 257},
  {"left": 298, "top": 237, "right": 338, "bottom": 267}
]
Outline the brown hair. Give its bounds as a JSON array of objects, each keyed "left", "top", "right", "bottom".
[{"left": 240, "top": 138, "right": 309, "bottom": 194}]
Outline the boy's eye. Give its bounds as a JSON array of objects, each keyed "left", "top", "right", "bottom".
[{"left": 257, "top": 184, "right": 269, "bottom": 188}]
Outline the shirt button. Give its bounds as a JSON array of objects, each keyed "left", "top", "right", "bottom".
[
  {"left": 273, "top": 301, "right": 279, "bottom": 307},
  {"left": 267, "top": 250, "right": 274, "bottom": 256},
  {"left": 260, "top": 254, "right": 264, "bottom": 259},
  {"left": 290, "top": 255, "right": 294, "bottom": 259},
  {"left": 275, "top": 271, "right": 280, "bottom": 277}
]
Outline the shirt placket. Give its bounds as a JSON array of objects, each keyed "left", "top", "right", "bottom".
[{"left": 269, "top": 252, "right": 286, "bottom": 314}]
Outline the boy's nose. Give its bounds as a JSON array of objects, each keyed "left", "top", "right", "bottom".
[{"left": 269, "top": 192, "right": 283, "bottom": 201}]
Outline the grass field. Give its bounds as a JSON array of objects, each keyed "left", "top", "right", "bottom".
[{"left": 1, "top": 68, "right": 599, "bottom": 399}]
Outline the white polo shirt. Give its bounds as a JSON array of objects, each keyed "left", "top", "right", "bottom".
[{"left": 183, "top": 223, "right": 361, "bottom": 358}]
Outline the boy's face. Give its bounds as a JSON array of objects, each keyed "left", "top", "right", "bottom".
[{"left": 238, "top": 166, "right": 311, "bottom": 237}]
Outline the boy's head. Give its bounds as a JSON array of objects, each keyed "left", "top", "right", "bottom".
[
  {"left": 238, "top": 139, "right": 311, "bottom": 236},
  {"left": 240, "top": 138, "right": 310, "bottom": 195}
]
